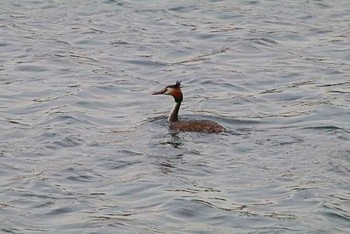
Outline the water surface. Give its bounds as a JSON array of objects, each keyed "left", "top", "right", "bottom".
[{"left": 1, "top": 0, "right": 349, "bottom": 233}]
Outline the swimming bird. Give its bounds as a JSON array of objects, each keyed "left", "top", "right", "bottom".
[{"left": 152, "top": 81, "right": 225, "bottom": 133}]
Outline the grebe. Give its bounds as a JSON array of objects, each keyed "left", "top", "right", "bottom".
[{"left": 152, "top": 81, "right": 225, "bottom": 133}]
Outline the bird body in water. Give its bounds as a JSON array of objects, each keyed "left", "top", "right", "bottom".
[{"left": 152, "top": 81, "right": 225, "bottom": 133}]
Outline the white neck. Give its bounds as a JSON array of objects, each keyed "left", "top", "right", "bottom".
[{"left": 168, "top": 101, "right": 181, "bottom": 122}]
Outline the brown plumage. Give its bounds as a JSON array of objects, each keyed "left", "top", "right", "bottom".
[{"left": 152, "top": 81, "right": 225, "bottom": 133}]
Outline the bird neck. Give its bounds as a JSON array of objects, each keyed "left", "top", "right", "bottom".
[{"left": 168, "top": 101, "right": 181, "bottom": 122}]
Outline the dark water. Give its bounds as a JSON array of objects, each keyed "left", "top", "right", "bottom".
[{"left": 1, "top": 0, "right": 349, "bottom": 233}]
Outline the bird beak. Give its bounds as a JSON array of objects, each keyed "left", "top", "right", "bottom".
[{"left": 152, "top": 88, "right": 167, "bottom": 95}]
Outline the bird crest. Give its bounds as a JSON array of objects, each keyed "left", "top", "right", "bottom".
[{"left": 167, "top": 81, "right": 181, "bottom": 89}]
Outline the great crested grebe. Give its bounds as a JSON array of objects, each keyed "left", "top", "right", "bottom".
[{"left": 152, "top": 81, "right": 225, "bottom": 133}]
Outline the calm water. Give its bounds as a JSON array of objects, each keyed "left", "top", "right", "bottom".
[{"left": 1, "top": 0, "right": 349, "bottom": 233}]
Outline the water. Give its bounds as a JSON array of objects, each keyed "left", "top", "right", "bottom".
[{"left": 1, "top": 0, "right": 349, "bottom": 233}]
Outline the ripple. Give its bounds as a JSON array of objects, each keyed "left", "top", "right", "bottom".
[
  {"left": 1, "top": 0, "right": 349, "bottom": 233},
  {"left": 321, "top": 202, "right": 350, "bottom": 224},
  {"left": 15, "top": 64, "right": 48, "bottom": 72}
]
